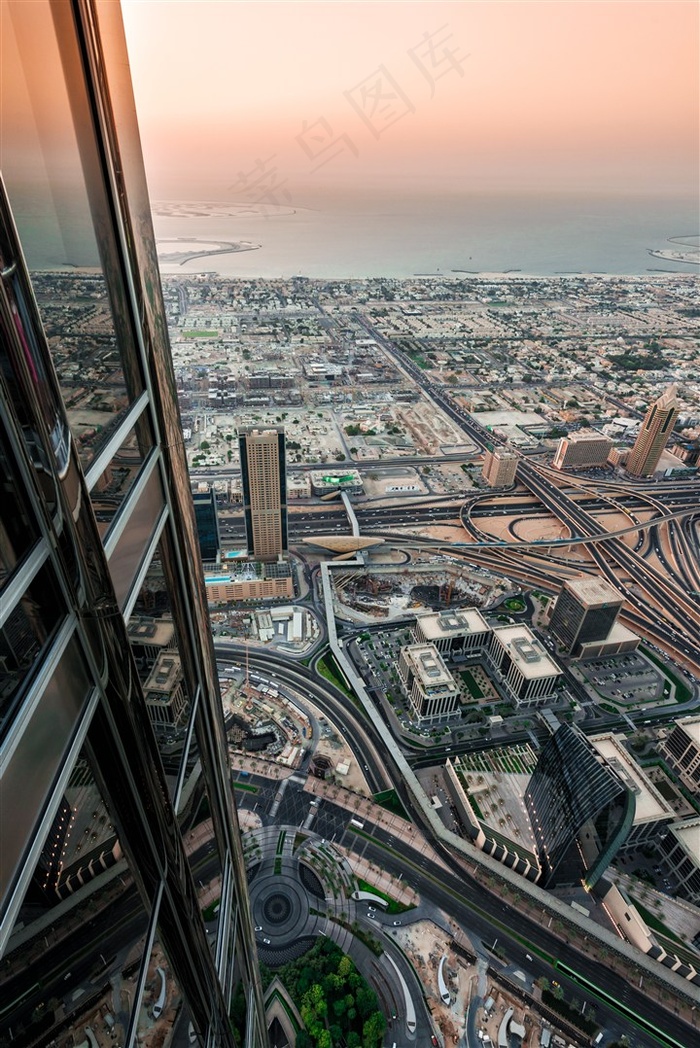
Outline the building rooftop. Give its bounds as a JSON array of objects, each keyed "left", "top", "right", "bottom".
[
  {"left": 669, "top": 817, "right": 700, "bottom": 861},
  {"left": 563, "top": 429, "right": 612, "bottom": 444},
  {"left": 127, "top": 616, "right": 176, "bottom": 647},
  {"left": 403, "top": 644, "right": 457, "bottom": 689},
  {"left": 589, "top": 733, "right": 674, "bottom": 824},
  {"left": 491, "top": 625, "right": 560, "bottom": 679},
  {"left": 144, "top": 653, "right": 183, "bottom": 697},
  {"left": 564, "top": 575, "right": 625, "bottom": 607},
  {"left": 676, "top": 716, "right": 700, "bottom": 746},
  {"left": 416, "top": 608, "right": 490, "bottom": 639}
]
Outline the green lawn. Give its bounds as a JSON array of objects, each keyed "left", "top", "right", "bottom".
[
  {"left": 460, "top": 669, "right": 484, "bottom": 700},
  {"left": 183, "top": 329, "right": 218, "bottom": 337}
]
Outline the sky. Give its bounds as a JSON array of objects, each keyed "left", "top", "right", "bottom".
[{"left": 119, "top": 1, "right": 698, "bottom": 203}]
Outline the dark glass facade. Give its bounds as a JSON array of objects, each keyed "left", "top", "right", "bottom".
[
  {"left": 525, "top": 724, "right": 634, "bottom": 888},
  {"left": 549, "top": 587, "right": 620, "bottom": 655},
  {"left": 0, "top": 3, "right": 265, "bottom": 1046},
  {"left": 193, "top": 488, "right": 221, "bottom": 563}
]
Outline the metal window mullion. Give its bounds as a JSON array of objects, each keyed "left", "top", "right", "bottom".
[
  {"left": 0, "top": 614, "right": 77, "bottom": 769},
  {"left": 84, "top": 389, "right": 150, "bottom": 492},
  {"left": 120, "top": 504, "right": 169, "bottom": 624},
  {"left": 215, "top": 857, "right": 232, "bottom": 977},
  {"left": 171, "top": 684, "right": 202, "bottom": 813},
  {"left": 0, "top": 538, "right": 50, "bottom": 630},
  {"left": 103, "top": 445, "right": 161, "bottom": 560},
  {"left": 124, "top": 881, "right": 164, "bottom": 1048}
]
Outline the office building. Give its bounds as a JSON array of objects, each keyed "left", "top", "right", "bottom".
[
  {"left": 239, "top": 427, "right": 288, "bottom": 559},
  {"left": 662, "top": 717, "right": 700, "bottom": 794},
  {"left": 659, "top": 818, "right": 700, "bottom": 906},
  {"left": 482, "top": 447, "right": 518, "bottom": 487},
  {"left": 0, "top": 3, "right": 265, "bottom": 1046},
  {"left": 397, "top": 644, "right": 461, "bottom": 721},
  {"left": 193, "top": 486, "right": 221, "bottom": 563},
  {"left": 626, "top": 385, "right": 680, "bottom": 477},
  {"left": 310, "top": 468, "right": 364, "bottom": 497},
  {"left": 549, "top": 576, "right": 625, "bottom": 656},
  {"left": 414, "top": 608, "right": 491, "bottom": 657},
  {"left": 552, "top": 430, "right": 613, "bottom": 470},
  {"left": 525, "top": 725, "right": 634, "bottom": 888},
  {"left": 486, "top": 625, "right": 562, "bottom": 706},
  {"left": 588, "top": 734, "right": 674, "bottom": 852}
]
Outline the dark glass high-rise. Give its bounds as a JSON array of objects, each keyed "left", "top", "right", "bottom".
[{"left": 0, "top": 2, "right": 266, "bottom": 1046}]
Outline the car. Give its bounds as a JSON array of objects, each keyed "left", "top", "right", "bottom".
[
  {"left": 368, "top": 906, "right": 376, "bottom": 911},
  {"left": 263, "top": 937, "right": 271, "bottom": 944},
  {"left": 254, "top": 926, "right": 263, "bottom": 932},
  {"left": 393, "top": 920, "right": 401, "bottom": 926},
  {"left": 368, "top": 913, "right": 376, "bottom": 920}
]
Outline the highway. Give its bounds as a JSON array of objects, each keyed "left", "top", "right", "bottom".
[{"left": 351, "top": 313, "right": 699, "bottom": 673}]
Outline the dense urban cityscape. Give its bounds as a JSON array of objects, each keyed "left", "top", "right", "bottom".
[{"left": 1, "top": 3, "right": 699, "bottom": 1048}]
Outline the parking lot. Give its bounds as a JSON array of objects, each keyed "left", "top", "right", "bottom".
[{"left": 578, "top": 651, "right": 668, "bottom": 707}]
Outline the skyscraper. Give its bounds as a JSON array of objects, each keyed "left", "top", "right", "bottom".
[
  {"left": 0, "top": 3, "right": 265, "bottom": 1046},
  {"left": 525, "top": 724, "right": 634, "bottom": 888},
  {"left": 239, "top": 427, "right": 288, "bottom": 559},
  {"left": 549, "top": 576, "right": 625, "bottom": 655},
  {"left": 626, "top": 385, "right": 680, "bottom": 476}
]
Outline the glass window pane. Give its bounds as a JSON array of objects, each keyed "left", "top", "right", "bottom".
[
  {"left": 0, "top": 0, "right": 145, "bottom": 470},
  {"left": 0, "top": 745, "right": 151, "bottom": 1048},
  {"left": 90, "top": 414, "right": 155, "bottom": 537},
  {"left": 0, "top": 432, "right": 39, "bottom": 590},
  {"left": 0, "top": 633, "right": 91, "bottom": 904},
  {"left": 178, "top": 772, "right": 224, "bottom": 962},
  {"left": 107, "top": 466, "right": 165, "bottom": 609},
  {"left": 128, "top": 538, "right": 195, "bottom": 795},
  {"left": 136, "top": 937, "right": 189, "bottom": 1044},
  {"left": 0, "top": 557, "right": 66, "bottom": 738}
]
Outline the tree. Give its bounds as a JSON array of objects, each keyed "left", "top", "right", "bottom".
[
  {"left": 362, "top": 1011, "right": 386, "bottom": 1046},
  {"left": 200, "top": 440, "right": 210, "bottom": 451}
]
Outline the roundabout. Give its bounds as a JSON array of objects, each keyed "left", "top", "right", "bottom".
[{"left": 245, "top": 827, "right": 358, "bottom": 965}]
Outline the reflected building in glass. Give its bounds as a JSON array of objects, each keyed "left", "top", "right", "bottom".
[{"left": 0, "top": 2, "right": 266, "bottom": 1046}]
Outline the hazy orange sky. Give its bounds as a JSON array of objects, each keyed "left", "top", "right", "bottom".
[{"left": 121, "top": 1, "right": 699, "bottom": 201}]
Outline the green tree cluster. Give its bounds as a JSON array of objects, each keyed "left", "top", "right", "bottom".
[{"left": 274, "top": 938, "right": 386, "bottom": 1048}]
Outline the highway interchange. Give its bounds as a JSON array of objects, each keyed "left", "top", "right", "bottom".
[{"left": 204, "top": 317, "right": 700, "bottom": 1044}]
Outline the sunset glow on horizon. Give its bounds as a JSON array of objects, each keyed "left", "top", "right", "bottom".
[{"left": 121, "top": 0, "right": 698, "bottom": 204}]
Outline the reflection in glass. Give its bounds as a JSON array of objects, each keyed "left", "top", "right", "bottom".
[
  {"left": 136, "top": 937, "right": 191, "bottom": 1046},
  {"left": 107, "top": 466, "right": 164, "bottom": 610},
  {"left": 0, "top": 432, "right": 39, "bottom": 591},
  {"left": 90, "top": 415, "right": 154, "bottom": 536},
  {"left": 178, "top": 771, "right": 224, "bottom": 964},
  {"left": 1, "top": 1, "right": 145, "bottom": 471},
  {"left": 0, "top": 746, "right": 150, "bottom": 1048},
  {"left": 0, "top": 558, "right": 65, "bottom": 736},
  {"left": 34, "top": 273, "right": 130, "bottom": 468},
  {"left": 128, "top": 541, "right": 194, "bottom": 795}
]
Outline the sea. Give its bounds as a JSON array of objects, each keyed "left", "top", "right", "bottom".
[
  {"left": 11, "top": 184, "right": 699, "bottom": 281},
  {"left": 151, "top": 191, "right": 700, "bottom": 281}
]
